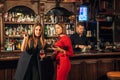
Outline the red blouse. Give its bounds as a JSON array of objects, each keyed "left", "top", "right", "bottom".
[{"left": 54, "top": 35, "right": 74, "bottom": 59}]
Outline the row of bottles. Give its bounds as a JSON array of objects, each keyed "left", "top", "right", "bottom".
[
  {"left": 44, "top": 24, "right": 56, "bottom": 37},
  {"left": 4, "top": 39, "right": 22, "bottom": 51},
  {"left": 44, "top": 24, "right": 74, "bottom": 37},
  {"left": 4, "top": 25, "right": 33, "bottom": 37},
  {"left": 2, "top": 6, "right": 37, "bottom": 51},
  {"left": 66, "top": 24, "right": 74, "bottom": 35},
  {"left": 4, "top": 23, "right": 75, "bottom": 51},
  {"left": 44, "top": 15, "right": 75, "bottom": 23},
  {"left": 4, "top": 12, "right": 38, "bottom": 22}
]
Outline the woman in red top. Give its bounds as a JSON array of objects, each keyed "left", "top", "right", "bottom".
[{"left": 52, "top": 23, "right": 74, "bottom": 80}]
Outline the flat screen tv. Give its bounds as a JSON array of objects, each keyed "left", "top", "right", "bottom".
[{"left": 78, "top": 6, "right": 88, "bottom": 22}]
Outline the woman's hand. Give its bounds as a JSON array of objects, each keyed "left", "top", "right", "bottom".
[
  {"left": 19, "top": 31, "right": 28, "bottom": 38},
  {"left": 23, "top": 33, "right": 28, "bottom": 39},
  {"left": 39, "top": 53, "right": 45, "bottom": 61},
  {"left": 21, "top": 33, "right": 28, "bottom": 51},
  {"left": 52, "top": 46, "right": 66, "bottom": 54},
  {"left": 52, "top": 46, "right": 59, "bottom": 51},
  {"left": 39, "top": 50, "right": 45, "bottom": 61}
]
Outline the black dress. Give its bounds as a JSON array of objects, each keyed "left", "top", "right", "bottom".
[
  {"left": 14, "top": 39, "right": 54, "bottom": 80},
  {"left": 14, "top": 40, "right": 42, "bottom": 80}
]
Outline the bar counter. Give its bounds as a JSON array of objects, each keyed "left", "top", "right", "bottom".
[
  {"left": 0, "top": 51, "right": 120, "bottom": 80},
  {"left": 0, "top": 51, "right": 120, "bottom": 60},
  {"left": 0, "top": 51, "right": 120, "bottom": 61}
]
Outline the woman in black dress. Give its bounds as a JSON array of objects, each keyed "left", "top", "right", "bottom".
[{"left": 14, "top": 23, "right": 47, "bottom": 80}]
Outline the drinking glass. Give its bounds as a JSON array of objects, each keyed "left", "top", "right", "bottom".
[{"left": 39, "top": 50, "right": 45, "bottom": 61}]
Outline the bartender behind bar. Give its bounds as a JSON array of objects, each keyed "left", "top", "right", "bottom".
[{"left": 70, "top": 22, "right": 91, "bottom": 53}]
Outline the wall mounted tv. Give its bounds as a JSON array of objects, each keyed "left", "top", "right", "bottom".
[{"left": 78, "top": 5, "right": 88, "bottom": 22}]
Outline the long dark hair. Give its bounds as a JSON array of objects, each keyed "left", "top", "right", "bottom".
[{"left": 28, "top": 23, "right": 46, "bottom": 49}]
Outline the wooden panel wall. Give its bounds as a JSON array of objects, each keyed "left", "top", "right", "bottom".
[
  {"left": 0, "top": 60, "right": 18, "bottom": 80},
  {"left": 0, "top": 57, "right": 120, "bottom": 80},
  {"left": 68, "top": 59, "right": 118, "bottom": 80}
]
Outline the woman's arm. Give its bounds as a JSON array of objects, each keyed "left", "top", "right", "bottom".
[
  {"left": 21, "top": 34, "right": 28, "bottom": 51},
  {"left": 52, "top": 36, "right": 73, "bottom": 57}
]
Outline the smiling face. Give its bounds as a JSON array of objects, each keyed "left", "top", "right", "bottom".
[
  {"left": 55, "top": 24, "right": 63, "bottom": 35},
  {"left": 34, "top": 25, "right": 42, "bottom": 37}
]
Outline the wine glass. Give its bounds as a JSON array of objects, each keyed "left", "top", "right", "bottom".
[{"left": 39, "top": 49, "right": 45, "bottom": 61}]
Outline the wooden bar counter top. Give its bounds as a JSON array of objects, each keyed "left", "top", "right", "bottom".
[{"left": 0, "top": 51, "right": 120, "bottom": 61}]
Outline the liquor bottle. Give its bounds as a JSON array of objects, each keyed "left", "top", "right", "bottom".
[
  {"left": 17, "top": 40, "right": 21, "bottom": 50},
  {"left": 30, "top": 15, "right": 34, "bottom": 22},
  {"left": 66, "top": 24, "right": 70, "bottom": 35},
  {"left": 8, "top": 12, "right": 12, "bottom": 22},
  {"left": 50, "top": 24, "right": 54, "bottom": 36},
  {"left": 44, "top": 25, "right": 48, "bottom": 37},
  {"left": 47, "top": 26, "right": 51, "bottom": 37},
  {"left": 4, "top": 12, "right": 8, "bottom": 22},
  {"left": 11, "top": 12, "right": 15, "bottom": 22},
  {"left": 5, "top": 26, "right": 9, "bottom": 36},
  {"left": 30, "top": 25, "right": 33, "bottom": 34},
  {"left": 28, "top": 25, "right": 31, "bottom": 35}
]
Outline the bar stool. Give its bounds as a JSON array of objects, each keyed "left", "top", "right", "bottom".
[{"left": 107, "top": 71, "right": 120, "bottom": 80}]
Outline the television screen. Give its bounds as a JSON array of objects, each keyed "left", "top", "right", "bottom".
[{"left": 78, "top": 6, "right": 88, "bottom": 22}]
